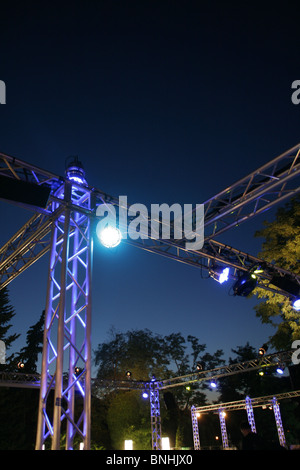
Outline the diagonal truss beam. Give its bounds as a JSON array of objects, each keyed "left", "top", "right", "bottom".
[{"left": 202, "top": 142, "right": 300, "bottom": 240}]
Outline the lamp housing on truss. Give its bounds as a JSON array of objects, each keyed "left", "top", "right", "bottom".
[
  {"left": 232, "top": 272, "right": 258, "bottom": 297},
  {"left": 65, "top": 156, "right": 87, "bottom": 185}
]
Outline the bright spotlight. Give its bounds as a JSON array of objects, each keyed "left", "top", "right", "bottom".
[
  {"left": 219, "top": 267, "right": 230, "bottom": 284},
  {"left": 161, "top": 437, "right": 170, "bottom": 450},
  {"left": 142, "top": 392, "right": 149, "bottom": 399},
  {"left": 97, "top": 225, "right": 122, "bottom": 248},
  {"left": 293, "top": 298, "right": 300, "bottom": 311},
  {"left": 276, "top": 364, "right": 285, "bottom": 375},
  {"left": 124, "top": 440, "right": 133, "bottom": 450},
  {"left": 209, "top": 379, "right": 217, "bottom": 389},
  {"left": 210, "top": 266, "right": 230, "bottom": 284}
]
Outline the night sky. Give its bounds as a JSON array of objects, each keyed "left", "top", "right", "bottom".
[{"left": 0, "top": 1, "right": 299, "bottom": 375}]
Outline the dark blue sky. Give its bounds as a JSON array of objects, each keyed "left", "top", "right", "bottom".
[{"left": 0, "top": 1, "right": 299, "bottom": 373}]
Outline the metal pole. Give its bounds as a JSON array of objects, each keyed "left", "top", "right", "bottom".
[
  {"left": 245, "top": 396, "right": 256, "bottom": 433},
  {"left": 218, "top": 408, "right": 229, "bottom": 449},
  {"left": 272, "top": 397, "right": 287, "bottom": 448},
  {"left": 150, "top": 381, "right": 162, "bottom": 450},
  {"left": 191, "top": 406, "right": 200, "bottom": 450}
]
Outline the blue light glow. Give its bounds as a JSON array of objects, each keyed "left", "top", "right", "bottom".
[
  {"left": 97, "top": 225, "right": 122, "bottom": 248},
  {"left": 219, "top": 267, "right": 230, "bottom": 284},
  {"left": 293, "top": 298, "right": 300, "bottom": 311},
  {"left": 210, "top": 379, "right": 217, "bottom": 389}
]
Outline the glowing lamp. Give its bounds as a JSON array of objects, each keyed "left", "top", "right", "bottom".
[
  {"left": 124, "top": 440, "right": 133, "bottom": 450},
  {"left": 293, "top": 298, "right": 300, "bottom": 311},
  {"left": 65, "top": 156, "right": 86, "bottom": 185},
  {"left": 276, "top": 364, "right": 285, "bottom": 375},
  {"left": 98, "top": 225, "right": 122, "bottom": 248},
  {"left": 210, "top": 266, "right": 230, "bottom": 284},
  {"left": 210, "top": 379, "right": 217, "bottom": 389}
]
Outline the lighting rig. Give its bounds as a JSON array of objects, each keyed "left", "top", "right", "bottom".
[{"left": 0, "top": 143, "right": 300, "bottom": 449}]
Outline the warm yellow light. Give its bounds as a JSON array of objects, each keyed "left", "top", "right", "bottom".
[
  {"left": 124, "top": 439, "right": 133, "bottom": 450},
  {"left": 162, "top": 437, "right": 170, "bottom": 450}
]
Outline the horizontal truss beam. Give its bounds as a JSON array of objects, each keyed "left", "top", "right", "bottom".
[
  {"left": 0, "top": 349, "right": 295, "bottom": 392},
  {"left": 192, "top": 390, "right": 300, "bottom": 413},
  {"left": 1, "top": 144, "right": 300, "bottom": 299}
]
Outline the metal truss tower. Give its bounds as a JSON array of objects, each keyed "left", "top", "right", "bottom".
[
  {"left": 272, "top": 397, "right": 286, "bottom": 448},
  {"left": 245, "top": 396, "right": 256, "bottom": 433},
  {"left": 191, "top": 406, "right": 200, "bottom": 450},
  {"left": 35, "top": 176, "right": 94, "bottom": 450},
  {"left": 149, "top": 381, "right": 162, "bottom": 450},
  {"left": 218, "top": 408, "right": 229, "bottom": 449}
]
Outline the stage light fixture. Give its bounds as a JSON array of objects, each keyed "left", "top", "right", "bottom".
[
  {"left": 232, "top": 271, "right": 257, "bottom": 297},
  {"left": 142, "top": 391, "right": 149, "bottom": 399},
  {"left": 65, "top": 156, "right": 86, "bottom": 185},
  {"left": 276, "top": 364, "right": 285, "bottom": 375},
  {"left": 209, "top": 379, "right": 217, "bottom": 389},
  {"left": 126, "top": 370, "right": 132, "bottom": 378},
  {"left": 210, "top": 266, "right": 230, "bottom": 284},
  {"left": 196, "top": 361, "right": 204, "bottom": 371},
  {"left": 292, "top": 298, "right": 300, "bottom": 311},
  {"left": 97, "top": 225, "right": 122, "bottom": 248},
  {"left": 258, "top": 344, "right": 268, "bottom": 356}
]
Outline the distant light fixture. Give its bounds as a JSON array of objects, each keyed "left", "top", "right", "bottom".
[
  {"left": 98, "top": 225, "right": 122, "bottom": 248},
  {"left": 126, "top": 371, "right": 132, "bottom": 378},
  {"left": 258, "top": 370, "right": 264, "bottom": 376},
  {"left": 232, "top": 272, "right": 258, "bottom": 297},
  {"left": 196, "top": 361, "right": 204, "bottom": 371},
  {"left": 258, "top": 344, "right": 268, "bottom": 357},
  {"left": 209, "top": 379, "right": 217, "bottom": 389},
  {"left": 276, "top": 364, "right": 285, "bottom": 375},
  {"left": 142, "top": 391, "right": 149, "bottom": 399},
  {"left": 124, "top": 439, "right": 133, "bottom": 450},
  {"left": 292, "top": 298, "right": 300, "bottom": 311},
  {"left": 65, "top": 156, "right": 86, "bottom": 185},
  {"left": 161, "top": 437, "right": 170, "bottom": 450}
]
